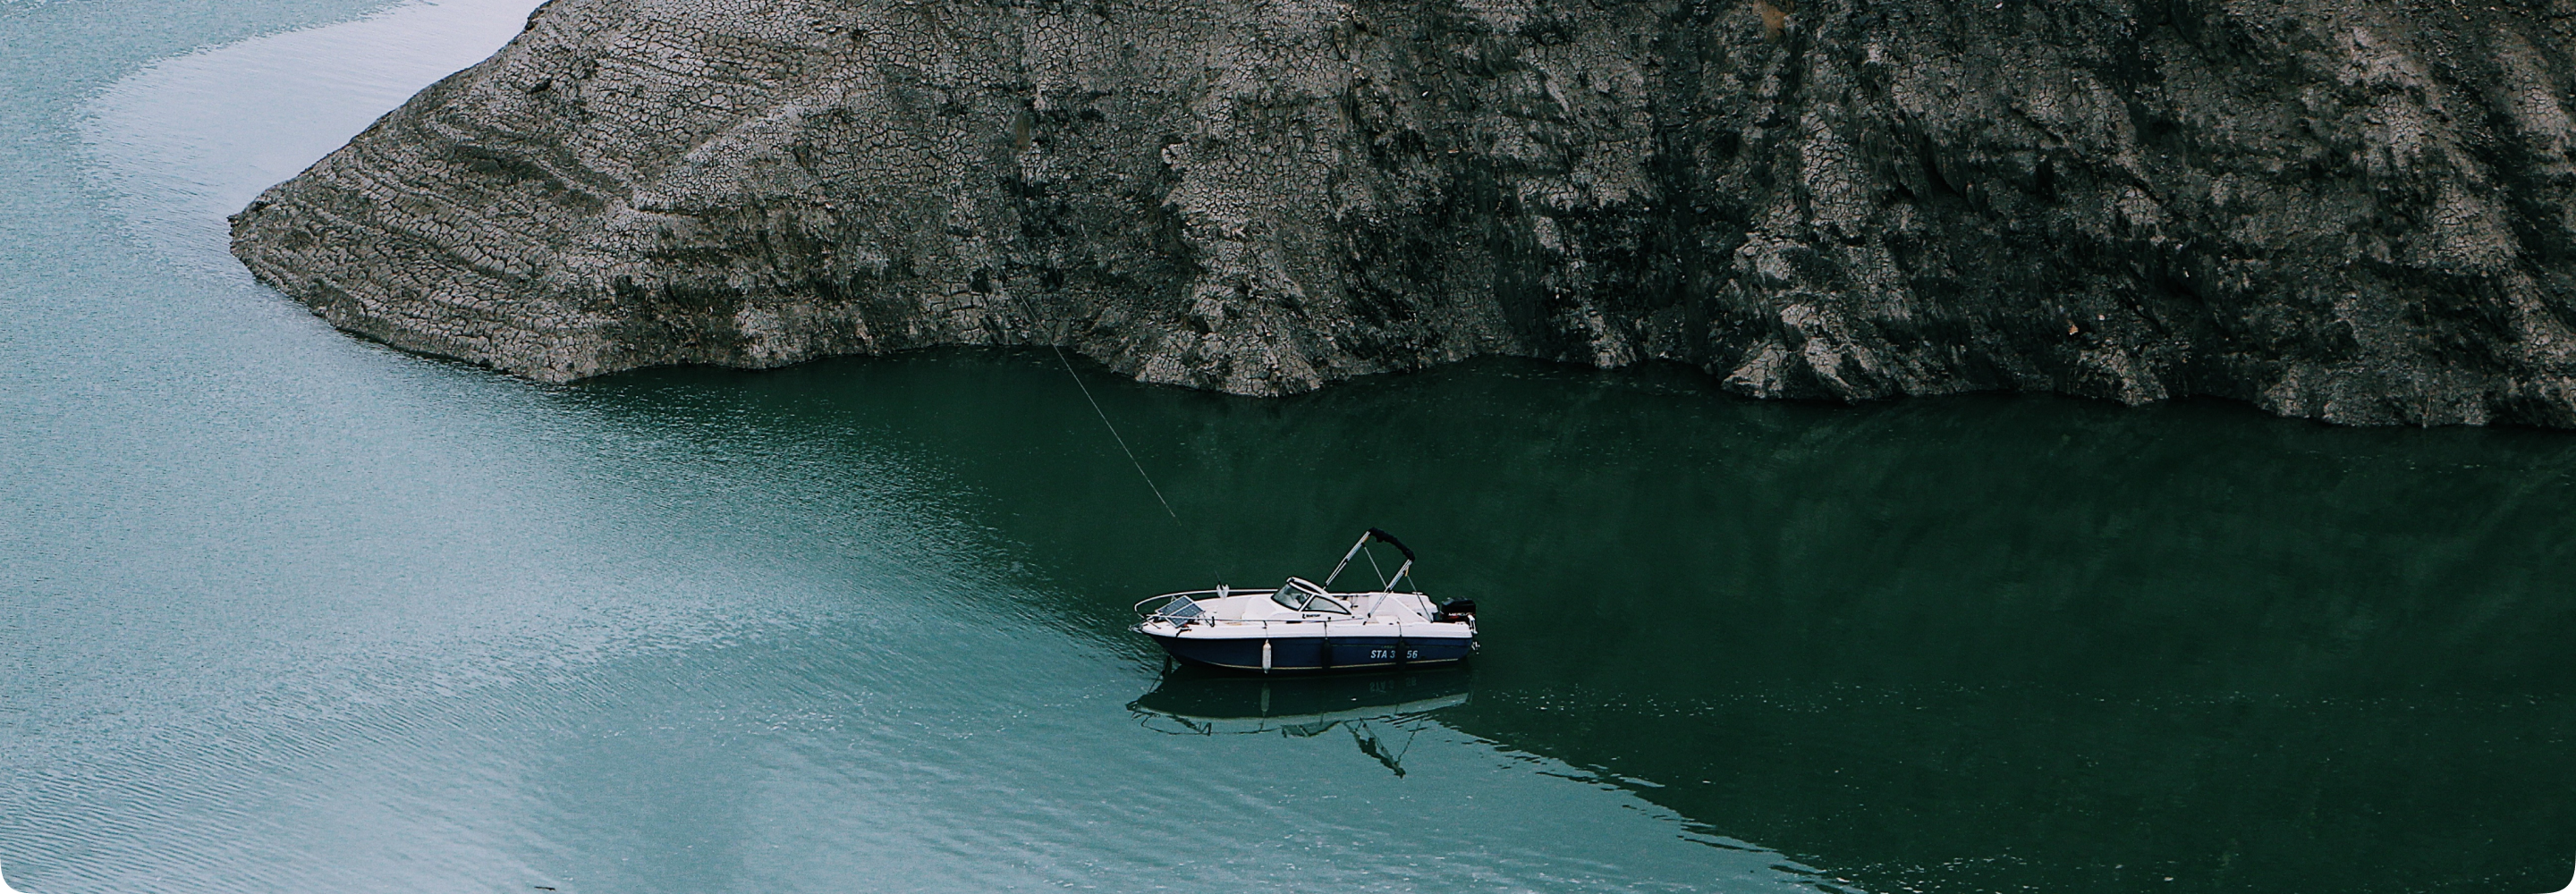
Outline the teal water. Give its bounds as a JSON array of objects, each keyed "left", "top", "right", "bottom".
[{"left": 5, "top": 2, "right": 2576, "bottom": 892}]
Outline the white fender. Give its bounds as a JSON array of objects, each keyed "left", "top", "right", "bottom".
[{"left": 1260, "top": 639, "right": 1272, "bottom": 673}]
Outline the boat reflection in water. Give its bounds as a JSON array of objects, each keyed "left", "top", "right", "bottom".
[{"left": 1127, "top": 667, "right": 1472, "bottom": 776}]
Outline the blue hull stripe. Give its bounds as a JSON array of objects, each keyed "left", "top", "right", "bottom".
[{"left": 1147, "top": 634, "right": 1473, "bottom": 672}]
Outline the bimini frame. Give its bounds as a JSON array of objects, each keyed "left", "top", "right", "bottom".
[{"left": 1323, "top": 527, "right": 1418, "bottom": 593}]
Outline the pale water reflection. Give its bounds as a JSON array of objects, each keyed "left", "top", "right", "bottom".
[
  {"left": 5, "top": 2, "right": 1846, "bottom": 892},
  {"left": 81, "top": 0, "right": 541, "bottom": 275}
]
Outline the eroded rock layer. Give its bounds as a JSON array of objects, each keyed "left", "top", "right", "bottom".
[{"left": 232, "top": 0, "right": 2576, "bottom": 425}]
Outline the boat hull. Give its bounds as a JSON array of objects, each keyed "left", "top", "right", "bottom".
[{"left": 1145, "top": 631, "right": 1474, "bottom": 673}]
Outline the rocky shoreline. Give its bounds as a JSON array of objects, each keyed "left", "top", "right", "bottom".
[{"left": 232, "top": 0, "right": 2576, "bottom": 425}]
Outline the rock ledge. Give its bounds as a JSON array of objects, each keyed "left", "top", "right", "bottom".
[{"left": 232, "top": 0, "right": 2576, "bottom": 426}]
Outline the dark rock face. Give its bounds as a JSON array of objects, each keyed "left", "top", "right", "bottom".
[{"left": 231, "top": 0, "right": 2576, "bottom": 425}]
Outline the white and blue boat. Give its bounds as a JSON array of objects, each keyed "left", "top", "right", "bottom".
[{"left": 1131, "top": 529, "right": 1477, "bottom": 673}]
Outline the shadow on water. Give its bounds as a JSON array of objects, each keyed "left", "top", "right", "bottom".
[
  {"left": 1128, "top": 667, "right": 1476, "bottom": 776},
  {"left": 570, "top": 348, "right": 2576, "bottom": 894}
]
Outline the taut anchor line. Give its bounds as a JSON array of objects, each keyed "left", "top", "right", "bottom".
[
  {"left": 1047, "top": 342, "right": 1182, "bottom": 526},
  {"left": 1002, "top": 291, "right": 1190, "bottom": 534}
]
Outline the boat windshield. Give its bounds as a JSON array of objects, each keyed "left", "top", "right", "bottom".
[
  {"left": 1271, "top": 578, "right": 1326, "bottom": 611},
  {"left": 1269, "top": 578, "right": 1349, "bottom": 614}
]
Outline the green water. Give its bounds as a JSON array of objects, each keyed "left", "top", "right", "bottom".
[{"left": 7, "top": 2, "right": 2576, "bottom": 892}]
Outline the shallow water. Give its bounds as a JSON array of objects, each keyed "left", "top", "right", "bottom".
[{"left": 5, "top": 2, "right": 2576, "bottom": 892}]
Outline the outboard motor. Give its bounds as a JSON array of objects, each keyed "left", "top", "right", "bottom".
[{"left": 1437, "top": 599, "right": 1477, "bottom": 622}]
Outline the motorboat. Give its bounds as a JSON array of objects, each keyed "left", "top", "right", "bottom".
[{"left": 1131, "top": 529, "right": 1476, "bottom": 673}]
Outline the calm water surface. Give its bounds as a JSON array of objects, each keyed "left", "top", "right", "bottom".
[{"left": 6, "top": 2, "right": 2576, "bottom": 892}]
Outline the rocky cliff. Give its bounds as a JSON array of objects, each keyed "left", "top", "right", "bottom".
[{"left": 230, "top": 0, "right": 2576, "bottom": 425}]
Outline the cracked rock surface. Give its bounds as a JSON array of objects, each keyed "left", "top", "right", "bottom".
[{"left": 232, "top": 0, "right": 2576, "bottom": 425}]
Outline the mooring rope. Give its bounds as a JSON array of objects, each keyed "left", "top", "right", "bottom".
[
  {"left": 1046, "top": 343, "right": 1183, "bottom": 525},
  {"left": 1003, "top": 290, "right": 1222, "bottom": 589}
]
